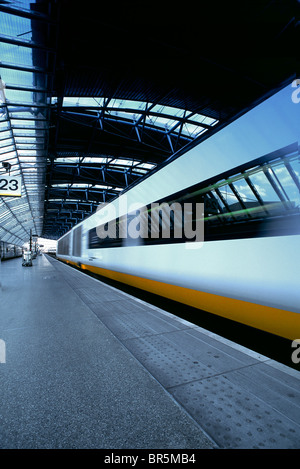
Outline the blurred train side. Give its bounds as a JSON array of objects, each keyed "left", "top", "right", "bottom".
[{"left": 0, "top": 241, "right": 22, "bottom": 260}]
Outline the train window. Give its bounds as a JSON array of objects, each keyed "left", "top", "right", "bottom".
[
  {"left": 249, "top": 171, "right": 282, "bottom": 204},
  {"left": 72, "top": 226, "right": 82, "bottom": 257},
  {"left": 85, "top": 144, "right": 300, "bottom": 248},
  {"left": 57, "top": 233, "right": 71, "bottom": 255},
  {"left": 273, "top": 164, "right": 300, "bottom": 207}
]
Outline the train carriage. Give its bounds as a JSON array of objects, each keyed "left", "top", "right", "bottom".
[{"left": 57, "top": 86, "right": 300, "bottom": 341}]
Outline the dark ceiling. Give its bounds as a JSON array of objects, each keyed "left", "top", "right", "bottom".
[{"left": 41, "top": 0, "right": 297, "bottom": 237}]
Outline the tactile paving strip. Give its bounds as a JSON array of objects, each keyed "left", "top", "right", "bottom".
[
  {"left": 93, "top": 300, "right": 189, "bottom": 340},
  {"left": 124, "top": 333, "right": 215, "bottom": 388},
  {"left": 169, "top": 374, "right": 300, "bottom": 449},
  {"left": 219, "top": 362, "right": 300, "bottom": 426},
  {"left": 124, "top": 328, "right": 258, "bottom": 388},
  {"left": 74, "top": 286, "right": 124, "bottom": 304},
  {"left": 49, "top": 260, "right": 93, "bottom": 289}
]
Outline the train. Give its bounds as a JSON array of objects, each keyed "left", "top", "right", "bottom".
[
  {"left": 56, "top": 85, "right": 300, "bottom": 341},
  {"left": 0, "top": 241, "right": 22, "bottom": 260},
  {"left": 0, "top": 241, "right": 42, "bottom": 263}
]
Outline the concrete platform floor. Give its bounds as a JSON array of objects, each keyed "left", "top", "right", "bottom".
[
  {"left": 0, "top": 254, "right": 299, "bottom": 449},
  {"left": 0, "top": 255, "right": 214, "bottom": 449}
]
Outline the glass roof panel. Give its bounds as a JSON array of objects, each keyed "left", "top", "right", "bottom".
[
  {"left": 108, "top": 109, "right": 137, "bottom": 121},
  {"left": 0, "top": 11, "right": 33, "bottom": 40},
  {"left": 0, "top": 151, "right": 17, "bottom": 162},
  {"left": 145, "top": 115, "right": 171, "bottom": 129},
  {"left": 14, "top": 136, "right": 42, "bottom": 143},
  {"left": 17, "top": 149, "right": 38, "bottom": 156},
  {"left": 0, "top": 121, "right": 10, "bottom": 131},
  {"left": 91, "top": 184, "right": 113, "bottom": 190},
  {"left": 191, "top": 113, "right": 219, "bottom": 126},
  {"left": 5, "top": 88, "right": 34, "bottom": 104},
  {"left": 4, "top": 1, "right": 35, "bottom": 10},
  {"left": 10, "top": 119, "right": 38, "bottom": 126},
  {"left": 109, "top": 98, "right": 147, "bottom": 110},
  {"left": 0, "top": 144, "right": 15, "bottom": 155},
  {"left": 135, "top": 162, "right": 156, "bottom": 169},
  {"left": 0, "top": 42, "right": 34, "bottom": 67},
  {"left": 17, "top": 143, "right": 44, "bottom": 149},
  {"left": 12, "top": 125, "right": 43, "bottom": 133},
  {"left": 58, "top": 96, "right": 218, "bottom": 139},
  {"left": 62, "top": 97, "right": 105, "bottom": 107},
  {"left": 0, "top": 67, "right": 35, "bottom": 87},
  {"left": 131, "top": 167, "right": 148, "bottom": 174},
  {"left": 0, "top": 130, "right": 12, "bottom": 139},
  {"left": 109, "top": 158, "right": 134, "bottom": 166},
  {"left": 9, "top": 109, "right": 41, "bottom": 119},
  {"left": 0, "top": 5, "right": 49, "bottom": 244},
  {"left": 82, "top": 156, "right": 108, "bottom": 164},
  {"left": 151, "top": 115, "right": 175, "bottom": 128},
  {"left": 0, "top": 137, "right": 14, "bottom": 147},
  {"left": 151, "top": 104, "right": 185, "bottom": 117},
  {"left": 181, "top": 122, "right": 206, "bottom": 137}
]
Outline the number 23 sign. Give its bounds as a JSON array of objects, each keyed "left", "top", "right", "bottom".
[{"left": 0, "top": 175, "right": 21, "bottom": 197}]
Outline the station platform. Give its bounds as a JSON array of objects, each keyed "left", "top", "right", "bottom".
[{"left": 0, "top": 254, "right": 299, "bottom": 449}]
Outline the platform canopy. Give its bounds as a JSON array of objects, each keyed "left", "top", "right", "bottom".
[{"left": 0, "top": 0, "right": 296, "bottom": 242}]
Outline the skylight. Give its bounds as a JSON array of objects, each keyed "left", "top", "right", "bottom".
[
  {"left": 56, "top": 95, "right": 219, "bottom": 142},
  {"left": 0, "top": 1, "right": 50, "bottom": 244}
]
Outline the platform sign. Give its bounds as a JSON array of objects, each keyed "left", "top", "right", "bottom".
[{"left": 0, "top": 175, "right": 22, "bottom": 197}]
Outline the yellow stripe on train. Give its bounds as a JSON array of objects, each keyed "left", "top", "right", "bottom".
[{"left": 57, "top": 258, "right": 299, "bottom": 341}]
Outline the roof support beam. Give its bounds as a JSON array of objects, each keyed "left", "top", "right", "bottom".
[
  {"left": 0, "top": 4, "right": 56, "bottom": 23},
  {"left": 0, "top": 61, "right": 52, "bottom": 74},
  {"left": 0, "top": 34, "right": 55, "bottom": 52}
]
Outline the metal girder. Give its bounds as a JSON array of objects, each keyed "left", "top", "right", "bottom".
[
  {"left": 58, "top": 110, "right": 179, "bottom": 156},
  {"left": 0, "top": 33, "right": 55, "bottom": 51},
  {"left": 61, "top": 106, "right": 212, "bottom": 131},
  {"left": 50, "top": 94, "right": 214, "bottom": 165},
  {"left": 0, "top": 60, "right": 52, "bottom": 74},
  {"left": 0, "top": 3, "right": 56, "bottom": 23},
  {"left": 48, "top": 161, "right": 143, "bottom": 185}
]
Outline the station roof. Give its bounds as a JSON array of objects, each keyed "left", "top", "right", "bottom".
[{"left": 0, "top": 0, "right": 297, "bottom": 243}]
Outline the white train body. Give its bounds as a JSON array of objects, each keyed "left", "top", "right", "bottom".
[{"left": 57, "top": 85, "right": 300, "bottom": 340}]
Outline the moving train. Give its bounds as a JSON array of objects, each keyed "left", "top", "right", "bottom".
[{"left": 56, "top": 88, "right": 300, "bottom": 341}]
